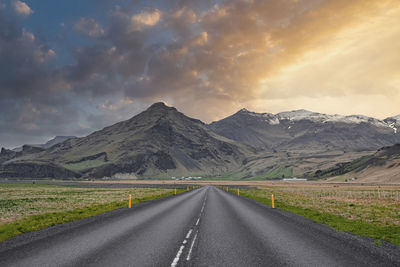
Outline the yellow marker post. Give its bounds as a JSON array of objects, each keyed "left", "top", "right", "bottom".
[
  {"left": 187, "top": 186, "right": 189, "bottom": 191},
  {"left": 129, "top": 194, "right": 132, "bottom": 209},
  {"left": 174, "top": 188, "right": 177, "bottom": 195},
  {"left": 272, "top": 194, "right": 275, "bottom": 209},
  {"left": 237, "top": 188, "right": 240, "bottom": 196}
]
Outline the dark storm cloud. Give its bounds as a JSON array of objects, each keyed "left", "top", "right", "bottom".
[{"left": 0, "top": 2, "right": 74, "bottom": 147}]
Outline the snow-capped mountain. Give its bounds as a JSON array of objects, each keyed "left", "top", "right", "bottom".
[
  {"left": 209, "top": 109, "right": 400, "bottom": 152},
  {"left": 384, "top": 115, "right": 400, "bottom": 134},
  {"left": 231, "top": 109, "right": 395, "bottom": 128}
]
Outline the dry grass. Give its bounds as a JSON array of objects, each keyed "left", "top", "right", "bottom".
[
  {"left": 237, "top": 184, "right": 400, "bottom": 245},
  {"left": 0, "top": 184, "right": 172, "bottom": 226},
  {"left": 251, "top": 185, "right": 400, "bottom": 226}
]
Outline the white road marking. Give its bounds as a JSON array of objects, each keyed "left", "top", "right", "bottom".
[
  {"left": 171, "top": 245, "right": 185, "bottom": 267},
  {"left": 170, "top": 193, "right": 207, "bottom": 266},
  {"left": 186, "top": 230, "right": 198, "bottom": 261},
  {"left": 186, "top": 229, "right": 193, "bottom": 239}
]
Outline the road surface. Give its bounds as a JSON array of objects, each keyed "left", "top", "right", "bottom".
[{"left": 0, "top": 186, "right": 399, "bottom": 266}]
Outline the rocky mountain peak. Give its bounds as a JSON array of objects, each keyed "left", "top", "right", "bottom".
[
  {"left": 139, "top": 102, "right": 180, "bottom": 121},
  {"left": 238, "top": 108, "right": 250, "bottom": 113},
  {"left": 147, "top": 102, "right": 175, "bottom": 111}
]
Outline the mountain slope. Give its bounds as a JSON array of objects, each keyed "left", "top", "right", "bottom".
[
  {"left": 209, "top": 109, "right": 400, "bottom": 152},
  {"left": 12, "top": 136, "right": 76, "bottom": 152},
  {"left": 317, "top": 144, "right": 400, "bottom": 183},
  {"left": 1, "top": 103, "right": 255, "bottom": 178}
]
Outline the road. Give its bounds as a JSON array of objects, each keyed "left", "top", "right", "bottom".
[{"left": 0, "top": 186, "right": 399, "bottom": 266}]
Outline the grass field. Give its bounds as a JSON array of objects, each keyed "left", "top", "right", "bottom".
[
  {"left": 0, "top": 183, "right": 184, "bottom": 242},
  {"left": 235, "top": 185, "right": 400, "bottom": 246}
]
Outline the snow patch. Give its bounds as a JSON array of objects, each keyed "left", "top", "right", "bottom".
[
  {"left": 388, "top": 122, "right": 398, "bottom": 134},
  {"left": 268, "top": 118, "right": 280, "bottom": 125}
]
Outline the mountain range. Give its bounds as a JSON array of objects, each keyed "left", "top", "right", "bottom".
[
  {"left": 1, "top": 102, "right": 399, "bottom": 182},
  {"left": 0, "top": 103, "right": 254, "bottom": 179},
  {"left": 209, "top": 109, "right": 400, "bottom": 152}
]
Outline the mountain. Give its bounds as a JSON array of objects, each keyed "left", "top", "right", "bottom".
[
  {"left": 12, "top": 136, "right": 77, "bottom": 152},
  {"left": 0, "top": 103, "right": 255, "bottom": 179},
  {"left": 1, "top": 104, "right": 399, "bottom": 181},
  {"left": 384, "top": 115, "right": 400, "bottom": 134},
  {"left": 209, "top": 109, "right": 400, "bottom": 152},
  {"left": 315, "top": 144, "right": 400, "bottom": 183}
]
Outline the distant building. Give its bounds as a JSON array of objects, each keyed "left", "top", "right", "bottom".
[{"left": 283, "top": 178, "right": 307, "bottom": 181}]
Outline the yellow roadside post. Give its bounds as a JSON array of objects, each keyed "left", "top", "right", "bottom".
[
  {"left": 174, "top": 188, "right": 177, "bottom": 195},
  {"left": 272, "top": 194, "right": 275, "bottom": 209},
  {"left": 129, "top": 195, "right": 132, "bottom": 209},
  {"left": 187, "top": 186, "right": 189, "bottom": 191},
  {"left": 237, "top": 188, "right": 240, "bottom": 196}
]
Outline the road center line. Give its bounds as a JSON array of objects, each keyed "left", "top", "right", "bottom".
[
  {"left": 186, "top": 230, "right": 198, "bottom": 261},
  {"left": 171, "top": 245, "right": 185, "bottom": 267},
  {"left": 170, "top": 193, "right": 206, "bottom": 266},
  {"left": 186, "top": 229, "right": 193, "bottom": 239}
]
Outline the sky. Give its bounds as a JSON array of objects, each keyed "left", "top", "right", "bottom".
[{"left": 0, "top": 0, "right": 400, "bottom": 148}]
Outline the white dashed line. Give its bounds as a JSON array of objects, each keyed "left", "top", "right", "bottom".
[
  {"left": 186, "top": 230, "right": 198, "bottom": 261},
  {"left": 170, "top": 192, "right": 207, "bottom": 266},
  {"left": 171, "top": 245, "right": 185, "bottom": 267},
  {"left": 186, "top": 229, "right": 193, "bottom": 239}
]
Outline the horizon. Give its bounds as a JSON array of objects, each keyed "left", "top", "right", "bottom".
[{"left": 1, "top": 0, "right": 400, "bottom": 147}]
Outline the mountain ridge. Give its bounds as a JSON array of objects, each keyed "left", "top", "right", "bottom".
[
  {"left": 209, "top": 108, "right": 400, "bottom": 151},
  {"left": 12, "top": 136, "right": 77, "bottom": 152}
]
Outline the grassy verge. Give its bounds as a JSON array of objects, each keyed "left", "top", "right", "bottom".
[
  {"left": 0, "top": 183, "right": 186, "bottom": 242},
  {"left": 234, "top": 187, "right": 400, "bottom": 246}
]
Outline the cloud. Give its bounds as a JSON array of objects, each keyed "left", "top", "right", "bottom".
[
  {"left": 75, "top": 17, "right": 105, "bottom": 38},
  {"left": 12, "top": 0, "right": 32, "bottom": 16},
  {"left": 131, "top": 9, "right": 161, "bottom": 31},
  {"left": 1, "top": 0, "right": 400, "bottom": 147},
  {"left": 65, "top": 0, "right": 400, "bottom": 123}
]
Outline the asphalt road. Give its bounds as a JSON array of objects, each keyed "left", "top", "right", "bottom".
[{"left": 0, "top": 186, "right": 399, "bottom": 266}]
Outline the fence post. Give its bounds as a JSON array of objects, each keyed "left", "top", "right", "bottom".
[{"left": 272, "top": 194, "right": 275, "bottom": 209}]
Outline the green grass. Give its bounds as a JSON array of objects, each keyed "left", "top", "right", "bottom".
[
  {"left": 242, "top": 167, "right": 295, "bottom": 180},
  {"left": 264, "top": 167, "right": 293, "bottom": 178},
  {"left": 237, "top": 188, "right": 400, "bottom": 246},
  {"left": 0, "top": 184, "right": 186, "bottom": 242},
  {"left": 63, "top": 159, "right": 107, "bottom": 171}
]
